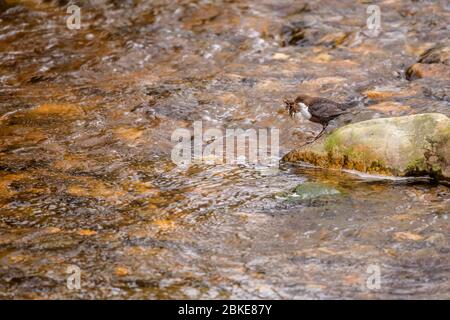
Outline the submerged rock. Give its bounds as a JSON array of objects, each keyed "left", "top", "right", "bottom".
[
  {"left": 283, "top": 113, "right": 450, "bottom": 181},
  {"left": 277, "top": 182, "right": 341, "bottom": 201}
]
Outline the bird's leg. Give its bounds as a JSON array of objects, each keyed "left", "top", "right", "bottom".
[
  {"left": 297, "top": 124, "right": 326, "bottom": 147},
  {"left": 299, "top": 123, "right": 332, "bottom": 147},
  {"left": 311, "top": 124, "right": 327, "bottom": 143},
  {"left": 310, "top": 119, "right": 339, "bottom": 143}
]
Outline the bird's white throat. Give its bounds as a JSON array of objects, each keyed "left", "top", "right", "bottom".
[{"left": 298, "top": 103, "right": 312, "bottom": 120}]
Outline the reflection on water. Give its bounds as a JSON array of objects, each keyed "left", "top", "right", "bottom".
[{"left": 0, "top": 0, "right": 449, "bottom": 299}]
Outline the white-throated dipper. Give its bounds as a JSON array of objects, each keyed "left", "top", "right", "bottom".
[{"left": 284, "top": 95, "right": 354, "bottom": 141}]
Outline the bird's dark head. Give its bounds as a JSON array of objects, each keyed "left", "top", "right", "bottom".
[
  {"left": 294, "top": 95, "right": 315, "bottom": 107},
  {"left": 284, "top": 94, "right": 314, "bottom": 117}
]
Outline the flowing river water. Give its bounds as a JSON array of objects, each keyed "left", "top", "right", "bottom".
[{"left": 0, "top": 0, "right": 449, "bottom": 299}]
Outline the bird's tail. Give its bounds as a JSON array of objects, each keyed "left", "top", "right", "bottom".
[{"left": 341, "top": 97, "right": 364, "bottom": 117}]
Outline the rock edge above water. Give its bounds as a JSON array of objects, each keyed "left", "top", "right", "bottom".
[{"left": 283, "top": 113, "right": 450, "bottom": 181}]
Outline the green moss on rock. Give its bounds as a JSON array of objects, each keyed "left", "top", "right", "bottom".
[{"left": 283, "top": 113, "right": 450, "bottom": 181}]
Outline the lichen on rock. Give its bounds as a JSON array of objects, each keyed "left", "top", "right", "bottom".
[{"left": 283, "top": 113, "right": 450, "bottom": 181}]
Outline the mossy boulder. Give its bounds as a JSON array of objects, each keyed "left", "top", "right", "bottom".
[{"left": 283, "top": 113, "right": 450, "bottom": 181}]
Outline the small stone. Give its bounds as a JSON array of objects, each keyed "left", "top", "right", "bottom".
[
  {"left": 77, "top": 229, "right": 97, "bottom": 236},
  {"left": 114, "top": 266, "right": 130, "bottom": 277},
  {"left": 310, "top": 53, "right": 332, "bottom": 63},
  {"left": 425, "top": 233, "right": 446, "bottom": 245},
  {"left": 394, "top": 232, "right": 424, "bottom": 241},
  {"left": 152, "top": 219, "right": 176, "bottom": 231},
  {"left": 272, "top": 53, "right": 290, "bottom": 60},
  {"left": 113, "top": 126, "right": 144, "bottom": 143}
]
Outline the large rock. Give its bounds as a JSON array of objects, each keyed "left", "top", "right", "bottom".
[{"left": 283, "top": 113, "right": 450, "bottom": 181}]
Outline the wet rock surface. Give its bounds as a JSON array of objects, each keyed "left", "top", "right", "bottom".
[
  {"left": 283, "top": 113, "right": 450, "bottom": 181},
  {"left": 406, "top": 45, "right": 450, "bottom": 80},
  {"left": 0, "top": 0, "right": 449, "bottom": 299}
]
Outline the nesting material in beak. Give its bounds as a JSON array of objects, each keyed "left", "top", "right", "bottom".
[{"left": 284, "top": 99, "right": 299, "bottom": 118}]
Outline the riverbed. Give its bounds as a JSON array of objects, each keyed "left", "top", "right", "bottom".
[{"left": 0, "top": 0, "right": 449, "bottom": 299}]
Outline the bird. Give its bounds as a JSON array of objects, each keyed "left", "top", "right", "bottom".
[{"left": 284, "top": 95, "right": 355, "bottom": 143}]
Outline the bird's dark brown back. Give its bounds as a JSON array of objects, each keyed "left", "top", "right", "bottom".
[{"left": 295, "top": 95, "right": 351, "bottom": 124}]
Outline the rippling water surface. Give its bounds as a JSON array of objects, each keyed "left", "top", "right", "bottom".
[{"left": 0, "top": 0, "right": 449, "bottom": 299}]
